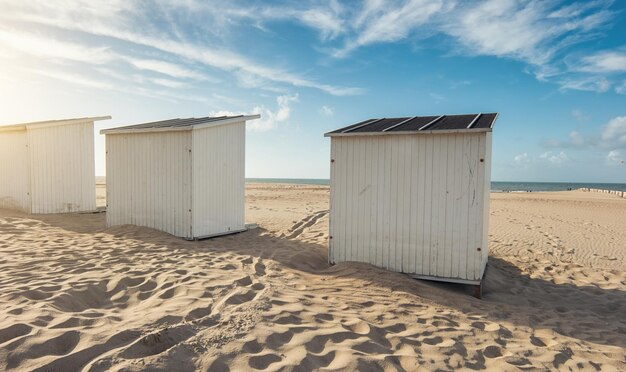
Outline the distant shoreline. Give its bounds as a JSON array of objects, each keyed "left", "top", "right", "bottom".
[{"left": 96, "top": 177, "right": 626, "bottom": 192}]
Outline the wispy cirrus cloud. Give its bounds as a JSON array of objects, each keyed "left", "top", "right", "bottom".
[
  {"left": 0, "top": 28, "right": 115, "bottom": 64},
  {"left": 444, "top": 0, "right": 611, "bottom": 67},
  {"left": 575, "top": 49, "right": 626, "bottom": 73},
  {"left": 128, "top": 59, "right": 212, "bottom": 81},
  {"left": 0, "top": 0, "right": 622, "bottom": 98},
  {"left": 28, "top": 68, "right": 114, "bottom": 90},
  {"left": 545, "top": 116, "right": 626, "bottom": 150},
  {"left": 0, "top": 0, "right": 363, "bottom": 97},
  {"left": 334, "top": 0, "right": 450, "bottom": 57}
]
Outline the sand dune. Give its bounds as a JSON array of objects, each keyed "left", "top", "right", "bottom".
[{"left": 0, "top": 184, "right": 624, "bottom": 370}]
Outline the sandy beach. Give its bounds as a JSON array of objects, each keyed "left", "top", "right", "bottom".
[{"left": 0, "top": 183, "right": 624, "bottom": 371}]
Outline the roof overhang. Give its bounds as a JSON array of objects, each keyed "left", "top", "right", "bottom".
[
  {"left": 0, "top": 116, "right": 111, "bottom": 133},
  {"left": 325, "top": 127, "right": 493, "bottom": 137},
  {"left": 100, "top": 114, "right": 261, "bottom": 135}
]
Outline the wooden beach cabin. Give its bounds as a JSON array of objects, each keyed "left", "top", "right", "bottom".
[
  {"left": 0, "top": 116, "right": 111, "bottom": 213},
  {"left": 325, "top": 113, "right": 498, "bottom": 296},
  {"left": 101, "top": 115, "right": 260, "bottom": 240}
]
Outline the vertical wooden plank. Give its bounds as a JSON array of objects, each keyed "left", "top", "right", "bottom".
[
  {"left": 473, "top": 133, "right": 486, "bottom": 280},
  {"left": 369, "top": 138, "right": 379, "bottom": 267},
  {"left": 382, "top": 137, "right": 392, "bottom": 270},
  {"left": 422, "top": 135, "right": 433, "bottom": 275},
  {"left": 435, "top": 135, "right": 448, "bottom": 277},
  {"left": 444, "top": 134, "right": 456, "bottom": 278},
  {"left": 389, "top": 136, "right": 400, "bottom": 271},
  {"left": 357, "top": 137, "right": 367, "bottom": 262},
  {"left": 339, "top": 138, "right": 348, "bottom": 263},
  {"left": 401, "top": 136, "right": 412, "bottom": 273},
  {"left": 475, "top": 133, "right": 491, "bottom": 279},
  {"left": 351, "top": 138, "right": 360, "bottom": 262},
  {"left": 407, "top": 136, "right": 418, "bottom": 274},
  {"left": 329, "top": 137, "right": 345, "bottom": 263},
  {"left": 451, "top": 134, "right": 463, "bottom": 278},
  {"left": 466, "top": 134, "right": 479, "bottom": 280},
  {"left": 458, "top": 134, "right": 471, "bottom": 279},
  {"left": 329, "top": 139, "right": 336, "bottom": 263},
  {"left": 391, "top": 136, "right": 402, "bottom": 271},
  {"left": 428, "top": 136, "right": 439, "bottom": 276},
  {"left": 482, "top": 132, "right": 493, "bottom": 277},
  {"left": 416, "top": 135, "right": 426, "bottom": 275},
  {"left": 344, "top": 138, "right": 353, "bottom": 261},
  {"left": 363, "top": 137, "right": 372, "bottom": 264},
  {"left": 376, "top": 138, "right": 385, "bottom": 268}
]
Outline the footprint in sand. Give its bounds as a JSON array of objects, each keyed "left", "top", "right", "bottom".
[{"left": 120, "top": 325, "right": 195, "bottom": 359}]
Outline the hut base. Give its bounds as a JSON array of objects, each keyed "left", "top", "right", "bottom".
[
  {"left": 190, "top": 227, "right": 248, "bottom": 241},
  {"left": 409, "top": 274, "right": 484, "bottom": 299}
]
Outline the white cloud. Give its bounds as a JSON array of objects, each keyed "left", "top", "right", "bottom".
[
  {"left": 546, "top": 116, "right": 626, "bottom": 150},
  {"left": 576, "top": 50, "right": 626, "bottom": 73},
  {"left": 601, "top": 116, "right": 626, "bottom": 146},
  {"left": 210, "top": 94, "right": 299, "bottom": 132},
  {"left": 320, "top": 105, "right": 334, "bottom": 116},
  {"left": 616, "top": 80, "right": 626, "bottom": 95},
  {"left": 571, "top": 109, "right": 590, "bottom": 122},
  {"left": 29, "top": 69, "right": 114, "bottom": 90},
  {"left": 429, "top": 92, "right": 445, "bottom": 103},
  {"left": 558, "top": 76, "right": 611, "bottom": 93},
  {"left": 0, "top": 28, "right": 115, "bottom": 64},
  {"left": 606, "top": 150, "right": 624, "bottom": 165},
  {"left": 0, "top": 2, "right": 362, "bottom": 96},
  {"left": 0, "top": 0, "right": 619, "bottom": 96},
  {"left": 443, "top": 0, "right": 611, "bottom": 66},
  {"left": 540, "top": 151, "right": 568, "bottom": 165},
  {"left": 128, "top": 59, "right": 210, "bottom": 80},
  {"left": 514, "top": 152, "right": 531, "bottom": 167},
  {"left": 149, "top": 78, "right": 188, "bottom": 89},
  {"left": 297, "top": 6, "right": 345, "bottom": 40},
  {"left": 275, "top": 94, "right": 299, "bottom": 121},
  {"left": 336, "top": 0, "right": 449, "bottom": 57}
]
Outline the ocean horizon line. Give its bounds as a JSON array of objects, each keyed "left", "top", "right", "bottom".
[{"left": 95, "top": 176, "right": 626, "bottom": 192}]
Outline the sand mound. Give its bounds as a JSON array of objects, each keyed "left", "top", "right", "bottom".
[{"left": 0, "top": 185, "right": 624, "bottom": 370}]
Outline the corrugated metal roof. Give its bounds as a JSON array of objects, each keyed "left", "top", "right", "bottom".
[
  {"left": 325, "top": 113, "right": 498, "bottom": 136},
  {"left": 101, "top": 114, "right": 260, "bottom": 134},
  {"left": 0, "top": 116, "right": 111, "bottom": 132}
]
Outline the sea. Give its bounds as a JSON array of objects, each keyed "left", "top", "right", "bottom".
[{"left": 246, "top": 178, "right": 626, "bottom": 192}]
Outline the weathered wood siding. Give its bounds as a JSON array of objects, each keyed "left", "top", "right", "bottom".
[
  {"left": 106, "top": 131, "right": 193, "bottom": 238},
  {"left": 329, "top": 132, "right": 491, "bottom": 282},
  {"left": 27, "top": 122, "right": 96, "bottom": 213},
  {"left": 105, "top": 122, "right": 246, "bottom": 239},
  {"left": 191, "top": 122, "right": 246, "bottom": 238},
  {"left": 0, "top": 129, "right": 30, "bottom": 212}
]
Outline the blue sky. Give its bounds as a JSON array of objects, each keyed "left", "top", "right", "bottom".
[{"left": 0, "top": 0, "right": 625, "bottom": 182}]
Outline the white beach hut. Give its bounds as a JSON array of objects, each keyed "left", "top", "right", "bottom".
[
  {"left": 325, "top": 113, "right": 498, "bottom": 296},
  {"left": 0, "top": 116, "right": 111, "bottom": 213},
  {"left": 101, "top": 115, "right": 260, "bottom": 240}
]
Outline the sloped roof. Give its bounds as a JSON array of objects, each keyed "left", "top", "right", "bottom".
[
  {"left": 0, "top": 116, "right": 111, "bottom": 133},
  {"left": 325, "top": 113, "right": 498, "bottom": 137},
  {"left": 100, "top": 115, "right": 260, "bottom": 134}
]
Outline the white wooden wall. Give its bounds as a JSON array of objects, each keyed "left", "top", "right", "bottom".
[
  {"left": 329, "top": 132, "right": 491, "bottom": 283},
  {"left": 27, "top": 122, "right": 96, "bottom": 213},
  {"left": 0, "top": 130, "right": 31, "bottom": 212},
  {"left": 106, "top": 131, "right": 193, "bottom": 238},
  {"left": 191, "top": 122, "right": 246, "bottom": 238}
]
